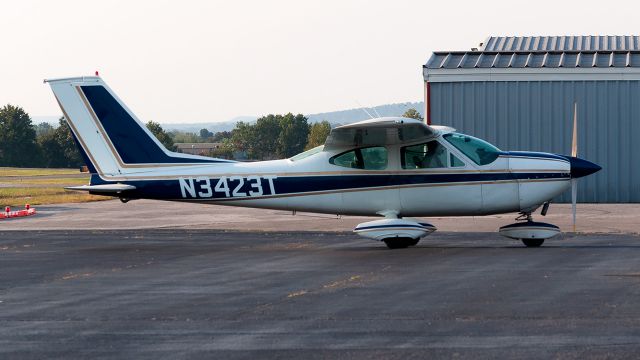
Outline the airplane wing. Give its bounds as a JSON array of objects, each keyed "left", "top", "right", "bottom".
[
  {"left": 65, "top": 184, "right": 136, "bottom": 193},
  {"left": 324, "top": 117, "right": 449, "bottom": 149}
]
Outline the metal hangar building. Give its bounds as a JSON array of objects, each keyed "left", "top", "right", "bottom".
[{"left": 423, "top": 35, "right": 640, "bottom": 202}]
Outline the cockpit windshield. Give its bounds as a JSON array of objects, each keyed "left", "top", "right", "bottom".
[{"left": 443, "top": 133, "right": 501, "bottom": 165}]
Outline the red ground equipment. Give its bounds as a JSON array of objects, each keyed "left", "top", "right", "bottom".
[{"left": 1, "top": 204, "right": 36, "bottom": 219}]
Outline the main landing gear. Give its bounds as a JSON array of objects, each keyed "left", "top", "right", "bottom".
[
  {"left": 383, "top": 237, "right": 421, "bottom": 249},
  {"left": 498, "top": 212, "right": 560, "bottom": 247},
  {"left": 353, "top": 217, "right": 436, "bottom": 249},
  {"left": 521, "top": 238, "right": 545, "bottom": 248}
]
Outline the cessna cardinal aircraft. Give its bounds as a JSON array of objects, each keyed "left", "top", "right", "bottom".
[{"left": 46, "top": 76, "right": 601, "bottom": 249}]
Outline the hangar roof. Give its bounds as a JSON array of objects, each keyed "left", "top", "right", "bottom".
[
  {"left": 424, "top": 36, "right": 640, "bottom": 82},
  {"left": 425, "top": 51, "right": 640, "bottom": 69},
  {"left": 481, "top": 36, "right": 640, "bottom": 52}
]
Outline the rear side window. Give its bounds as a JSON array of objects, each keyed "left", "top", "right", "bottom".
[
  {"left": 443, "top": 133, "right": 500, "bottom": 165},
  {"left": 330, "top": 146, "right": 387, "bottom": 170}
]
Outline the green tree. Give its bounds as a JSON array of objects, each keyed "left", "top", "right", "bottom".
[
  {"left": 37, "top": 118, "right": 84, "bottom": 168},
  {"left": 0, "top": 104, "right": 39, "bottom": 166},
  {"left": 56, "top": 118, "right": 83, "bottom": 167},
  {"left": 229, "top": 121, "right": 256, "bottom": 157},
  {"left": 305, "top": 120, "right": 331, "bottom": 150},
  {"left": 209, "top": 138, "right": 235, "bottom": 159},
  {"left": 170, "top": 130, "right": 200, "bottom": 143},
  {"left": 253, "top": 115, "right": 282, "bottom": 159},
  {"left": 402, "top": 108, "right": 423, "bottom": 121},
  {"left": 199, "top": 128, "right": 213, "bottom": 140},
  {"left": 212, "top": 130, "right": 232, "bottom": 142},
  {"left": 37, "top": 130, "right": 64, "bottom": 167},
  {"left": 146, "top": 121, "right": 176, "bottom": 151},
  {"left": 277, "top": 113, "right": 309, "bottom": 158},
  {"left": 228, "top": 113, "right": 310, "bottom": 160},
  {"left": 35, "top": 122, "right": 55, "bottom": 137}
]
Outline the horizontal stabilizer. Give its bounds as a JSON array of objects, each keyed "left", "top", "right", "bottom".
[{"left": 65, "top": 184, "right": 136, "bottom": 193}]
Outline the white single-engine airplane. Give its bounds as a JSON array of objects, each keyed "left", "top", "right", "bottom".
[{"left": 46, "top": 76, "right": 601, "bottom": 249}]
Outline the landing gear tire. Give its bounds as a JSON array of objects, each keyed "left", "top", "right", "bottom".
[
  {"left": 383, "top": 237, "right": 417, "bottom": 249},
  {"left": 521, "top": 238, "right": 545, "bottom": 247}
]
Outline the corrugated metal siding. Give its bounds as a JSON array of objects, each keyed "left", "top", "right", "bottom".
[
  {"left": 429, "top": 80, "right": 640, "bottom": 202},
  {"left": 482, "top": 36, "right": 640, "bottom": 52},
  {"left": 425, "top": 51, "right": 640, "bottom": 69}
]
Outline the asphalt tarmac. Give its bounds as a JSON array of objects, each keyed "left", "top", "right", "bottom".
[{"left": 2, "top": 229, "right": 640, "bottom": 359}]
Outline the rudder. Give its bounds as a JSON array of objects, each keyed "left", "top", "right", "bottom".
[{"left": 46, "top": 76, "right": 230, "bottom": 177}]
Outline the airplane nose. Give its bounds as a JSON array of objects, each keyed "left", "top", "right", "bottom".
[{"left": 568, "top": 157, "right": 602, "bottom": 178}]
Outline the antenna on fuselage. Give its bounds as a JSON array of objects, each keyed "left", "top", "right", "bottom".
[
  {"left": 355, "top": 100, "right": 377, "bottom": 119},
  {"left": 362, "top": 108, "right": 375, "bottom": 119},
  {"left": 371, "top": 106, "right": 381, "bottom": 118}
]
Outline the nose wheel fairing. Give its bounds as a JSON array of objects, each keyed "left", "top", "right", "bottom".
[
  {"left": 498, "top": 210, "right": 561, "bottom": 247},
  {"left": 498, "top": 221, "right": 560, "bottom": 241}
]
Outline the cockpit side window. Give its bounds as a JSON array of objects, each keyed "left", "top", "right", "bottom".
[
  {"left": 401, "top": 140, "right": 449, "bottom": 169},
  {"left": 329, "top": 146, "right": 387, "bottom": 170},
  {"left": 443, "top": 133, "right": 501, "bottom": 166},
  {"left": 450, "top": 153, "right": 465, "bottom": 167}
]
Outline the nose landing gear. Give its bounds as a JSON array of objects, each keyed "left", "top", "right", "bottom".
[{"left": 499, "top": 212, "right": 560, "bottom": 247}]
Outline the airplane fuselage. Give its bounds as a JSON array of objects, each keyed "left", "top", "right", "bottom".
[{"left": 91, "top": 139, "right": 572, "bottom": 217}]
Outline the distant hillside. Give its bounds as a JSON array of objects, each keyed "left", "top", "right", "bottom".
[
  {"left": 32, "top": 115, "right": 62, "bottom": 125},
  {"left": 161, "top": 116, "right": 257, "bottom": 133},
  {"left": 161, "top": 101, "right": 424, "bottom": 133},
  {"left": 34, "top": 102, "right": 425, "bottom": 132},
  {"left": 306, "top": 101, "right": 424, "bottom": 127}
]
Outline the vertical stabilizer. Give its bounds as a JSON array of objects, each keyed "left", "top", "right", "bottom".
[{"left": 45, "top": 76, "right": 231, "bottom": 177}]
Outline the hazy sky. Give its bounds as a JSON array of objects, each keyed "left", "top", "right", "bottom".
[{"left": 2, "top": 0, "right": 639, "bottom": 124}]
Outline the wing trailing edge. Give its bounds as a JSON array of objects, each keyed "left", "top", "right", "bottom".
[{"left": 65, "top": 184, "right": 136, "bottom": 193}]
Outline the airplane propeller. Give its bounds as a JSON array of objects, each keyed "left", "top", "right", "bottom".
[{"left": 571, "top": 102, "right": 578, "bottom": 232}]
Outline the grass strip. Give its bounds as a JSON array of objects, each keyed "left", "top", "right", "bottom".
[
  {"left": 0, "top": 167, "right": 82, "bottom": 177},
  {"left": 0, "top": 187, "right": 110, "bottom": 207}
]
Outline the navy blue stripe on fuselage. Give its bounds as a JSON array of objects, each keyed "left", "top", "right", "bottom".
[
  {"left": 80, "top": 85, "right": 228, "bottom": 164},
  {"left": 91, "top": 172, "right": 570, "bottom": 200},
  {"left": 262, "top": 172, "right": 563, "bottom": 195}
]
